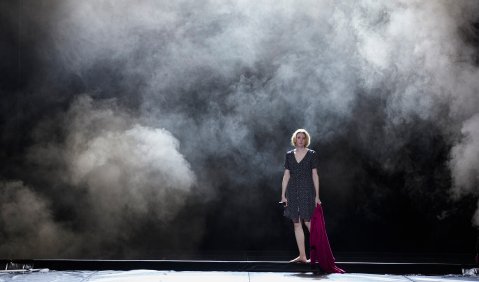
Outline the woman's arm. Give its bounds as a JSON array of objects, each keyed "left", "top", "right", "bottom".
[
  {"left": 312, "top": 168, "right": 321, "bottom": 205},
  {"left": 281, "top": 169, "right": 290, "bottom": 206}
]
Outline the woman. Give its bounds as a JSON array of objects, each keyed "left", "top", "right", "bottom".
[{"left": 281, "top": 129, "right": 321, "bottom": 263}]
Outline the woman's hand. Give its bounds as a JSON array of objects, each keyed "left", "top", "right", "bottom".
[
  {"left": 280, "top": 196, "right": 288, "bottom": 207},
  {"left": 315, "top": 197, "right": 321, "bottom": 206}
]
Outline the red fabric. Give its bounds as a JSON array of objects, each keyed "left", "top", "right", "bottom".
[{"left": 310, "top": 204, "right": 345, "bottom": 273}]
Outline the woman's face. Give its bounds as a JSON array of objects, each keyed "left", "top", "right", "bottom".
[{"left": 295, "top": 133, "right": 306, "bottom": 148}]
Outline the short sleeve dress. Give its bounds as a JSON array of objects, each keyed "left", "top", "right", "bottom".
[{"left": 283, "top": 149, "right": 319, "bottom": 222}]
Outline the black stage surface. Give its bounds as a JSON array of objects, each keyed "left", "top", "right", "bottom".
[{"left": 1, "top": 259, "right": 476, "bottom": 275}]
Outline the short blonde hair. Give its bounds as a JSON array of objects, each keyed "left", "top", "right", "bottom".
[{"left": 291, "top": 129, "right": 311, "bottom": 147}]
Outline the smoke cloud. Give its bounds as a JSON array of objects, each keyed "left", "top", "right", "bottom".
[
  {"left": 451, "top": 114, "right": 479, "bottom": 225},
  {"left": 2, "top": 96, "right": 197, "bottom": 258},
  {"left": 0, "top": 181, "right": 78, "bottom": 258},
  {"left": 1, "top": 0, "right": 479, "bottom": 257}
]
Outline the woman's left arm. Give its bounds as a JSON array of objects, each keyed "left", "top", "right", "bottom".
[{"left": 312, "top": 168, "right": 321, "bottom": 205}]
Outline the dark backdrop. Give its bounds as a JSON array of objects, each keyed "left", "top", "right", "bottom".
[{"left": 1, "top": 0, "right": 478, "bottom": 260}]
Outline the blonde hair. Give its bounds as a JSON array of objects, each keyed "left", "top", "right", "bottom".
[{"left": 291, "top": 129, "right": 311, "bottom": 147}]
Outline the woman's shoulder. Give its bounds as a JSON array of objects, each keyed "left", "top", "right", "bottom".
[
  {"left": 286, "top": 149, "right": 295, "bottom": 155},
  {"left": 307, "top": 149, "right": 317, "bottom": 154}
]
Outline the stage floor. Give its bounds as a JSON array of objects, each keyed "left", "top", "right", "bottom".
[{"left": 1, "top": 270, "right": 479, "bottom": 282}]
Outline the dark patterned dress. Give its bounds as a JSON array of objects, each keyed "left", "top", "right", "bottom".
[{"left": 283, "top": 149, "right": 319, "bottom": 222}]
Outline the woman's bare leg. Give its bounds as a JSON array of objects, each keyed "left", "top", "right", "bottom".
[
  {"left": 303, "top": 221, "right": 311, "bottom": 263},
  {"left": 290, "top": 221, "right": 308, "bottom": 263},
  {"left": 304, "top": 221, "right": 310, "bottom": 232}
]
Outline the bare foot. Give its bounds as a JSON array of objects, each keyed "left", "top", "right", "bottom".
[{"left": 289, "top": 256, "right": 308, "bottom": 263}]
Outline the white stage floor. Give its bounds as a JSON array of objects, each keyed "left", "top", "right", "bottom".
[{"left": 1, "top": 270, "right": 479, "bottom": 282}]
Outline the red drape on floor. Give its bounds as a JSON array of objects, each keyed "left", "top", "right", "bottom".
[{"left": 310, "top": 204, "right": 345, "bottom": 273}]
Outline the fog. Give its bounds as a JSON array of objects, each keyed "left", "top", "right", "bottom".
[{"left": 0, "top": 0, "right": 478, "bottom": 258}]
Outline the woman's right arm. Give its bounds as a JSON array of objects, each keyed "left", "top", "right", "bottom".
[{"left": 281, "top": 169, "right": 290, "bottom": 206}]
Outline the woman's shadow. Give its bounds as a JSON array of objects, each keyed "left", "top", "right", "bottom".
[{"left": 289, "top": 272, "right": 332, "bottom": 280}]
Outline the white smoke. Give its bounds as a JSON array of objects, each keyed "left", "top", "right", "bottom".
[
  {"left": 17, "top": 1, "right": 479, "bottom": 166},
  {"left": 2, "top": 0, "right": 479, "bottom": 257},
  {"left": 451, "top": 114, "right": 479, "bottom": 195},
  {"left": 0, "top": 181, "right": 78, "bottom": 258},
  {"left": 21, "top": 95, "right": 197, "bottom": 256},
  {"left": 451, "top": 114, "right": 479, "bottom": 225}
]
